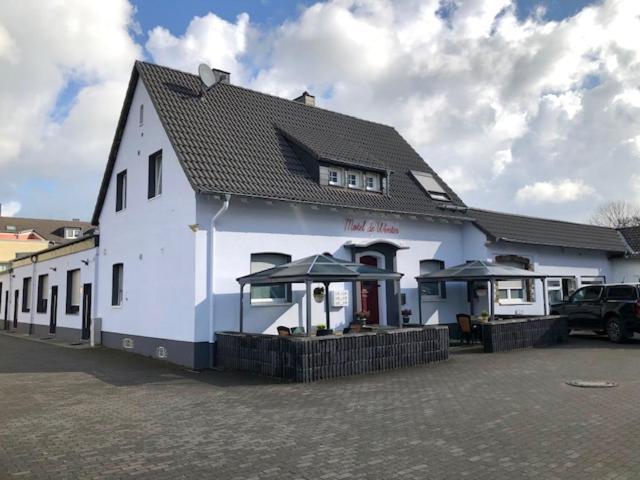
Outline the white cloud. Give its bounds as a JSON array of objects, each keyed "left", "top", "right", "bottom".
[
  {"left": 515, "top": 179, "right": 596, "bottom": 204},
  {"left": 146, "top": 13, "right": 250, "bottom": 84},
  {"left": 0, "top": 200, "right": 21, "bottom": 217},
  {"left": 2, "top": 0, "right": 640, "bottom": 223},
  {"left": 0, "top": 0, "right": 141, "bottom": 219},
  {"left": 492, "top": 149, "right": 513, "bottom": 176}
]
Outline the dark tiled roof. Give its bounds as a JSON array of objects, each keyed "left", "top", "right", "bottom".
[
  {"left": 93, "top": 62, "right": 467, "bottom": 223},
  {"left": 469, "top": 208, "right": 628, "bottom": 253},
  {"left": 618, "top": 226, "right": 640, "bottom": 253},
  {"left": 0, "top": 216, "right": 94, "bottom": 244}
]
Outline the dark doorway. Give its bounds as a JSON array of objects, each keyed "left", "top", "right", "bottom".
[
  {"left": 359, "top": 255, "right": 380, "bottom": 325},
  {"left": 3, "top": 291, "right": 8, "bottom": 330},
  {"left": 81, "top": 283, "right": 92, "bottom": 340},
  {"left": 49, "top": 286, "right": 58, "bottom": 334},
  {"left": 13, "top": 290, "right": 19, "bottom": 328}
]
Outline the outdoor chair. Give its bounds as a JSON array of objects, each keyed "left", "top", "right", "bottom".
[
  {"left": 277, "top": 326, "right": 291, "bottom": 336},
  {"left": 456, "top": 314, "right": 479, "bottom": 345}
]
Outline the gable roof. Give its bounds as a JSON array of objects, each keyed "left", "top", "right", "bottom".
[
  {"left": 92, "top": 61, "right": 468, "bottom": 224},
  {"left": 618, "top": 226, "right": 640, "bottom": 254},
  {"left": 0, "top": 216, "right": 94, "bottom": 245},
  {"left": 469, "top": 208, "right": 628, "bottom": 253}
]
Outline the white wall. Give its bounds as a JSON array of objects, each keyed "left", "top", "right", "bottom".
[
  {"left": 611, "top": 258, "right": 640, "bottom": 284},
  {"left": 7, "top": 248, "right": 96, "bottom": 331},
  {"left": 195, "top": 197, "right": 471, "bottom": 339},
  {"left": 97, "top": 78, "right": 198, "bottom": 342},
  {"left": 470, "top": 235, "right": 612, "bottom": 316}
]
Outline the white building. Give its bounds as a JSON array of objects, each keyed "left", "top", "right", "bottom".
[{"left": 1, "top": 61, "right": 638, "bottom": 369}]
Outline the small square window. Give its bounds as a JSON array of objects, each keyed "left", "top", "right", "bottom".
[
  {"left": 329, "top": 170, "right": 340, "bottom": 185},
  {"left": 347, "top": 171, "right": 362, "bottom": 189},
  {"left": 365, "top": 174, "right": 380, "bottom": 191}
]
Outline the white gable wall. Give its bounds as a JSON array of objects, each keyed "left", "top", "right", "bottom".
[{"left": 97, "top": 78, "right": 197, "bottom": 343}]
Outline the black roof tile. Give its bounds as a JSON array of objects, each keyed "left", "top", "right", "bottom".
[
  {"left": 93, "top": 62, "right": 468, "bottom": 223},
  {"left": 469, "top": 208, "right": 627, "bottom": 253},
  {"left": 618, "top": 226, "right": 640, "bottom": 253}
]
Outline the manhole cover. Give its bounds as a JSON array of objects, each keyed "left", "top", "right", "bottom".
[{"left": 566, "top": 380, "right": 618, "bottom": 388}]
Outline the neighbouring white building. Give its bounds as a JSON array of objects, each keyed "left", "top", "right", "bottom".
[{"left": 1, "top": 61, "right": 637, "bottom": 369}]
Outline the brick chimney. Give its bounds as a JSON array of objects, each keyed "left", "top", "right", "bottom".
[
  {"left": 212, "top": 68, "right": 230, "bottom": 84},
  {"left": 293, "top": 91, "right": 315, "bottom": 107}
]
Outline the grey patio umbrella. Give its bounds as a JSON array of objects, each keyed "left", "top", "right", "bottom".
[
  {"left": 236, "top": 253, "right": 402, "bottom": 334},
  {"left": 416, "top": 260, "right": 548, "bottom": 321}
]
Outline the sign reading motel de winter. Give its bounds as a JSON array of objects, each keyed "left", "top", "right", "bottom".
[{"left": 344, "top": 218, "right": 400, "bottom": 235}]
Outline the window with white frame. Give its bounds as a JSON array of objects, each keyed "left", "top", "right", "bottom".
[
  {"left": 495, "top": 256, "right": 534, "bottom": 304},
  {"left": 547, "top": 277, "right": 577, "bottom": 305},
  {"left": 66, "top": 269, "right": 81, "bottom": 314},
  {"left": 347, "top": 171, "right": 362, "bottom": 189},
  {"left": 116, "top": 170, "right": 127, "bottom": 212},
  {"left": 36, "top": 274, "right": 48, "bottom": 313},
  {"left": 148, "top": 150, "right": 162, "bottom": 198},
  {"left": 365, "top": 173, "right": 380, "bottom": 191},
  {"left": 250, "top": 253, "right": 291, "bottom": 304},
  {"left": 112, "top": 263, "right": 124, "bottom": 306},
  {"left": 497, "top": 279, "right": 525, "bottom": 303},
  {"left": 64, "top": 227, "right": 82, "bottom": 239},
  {"left": 419, "top": 260, "right": 446, "bottom": 300},
  {"left": 328, "top": 168, "right": 342, "bottom": 186}
]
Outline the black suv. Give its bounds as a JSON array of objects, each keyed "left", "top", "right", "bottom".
[{"left": 550, "top": 284, "right": 640, "bottom": 342}]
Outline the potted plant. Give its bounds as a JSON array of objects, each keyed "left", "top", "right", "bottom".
[
  {"left": 315, "top": 324, "right": 333, "bottom": 336},
  {"left": 351, "top": 311, "right": 369, "bottom": 333},
  {"left": 480, "top": 310, "right": 489, "bottom": 322},
  {"left": 401, "top": 308, "right": 412, "bottom": 324},
  {"left": 313, "top": 286, "right": 325, "bottom": 302}
]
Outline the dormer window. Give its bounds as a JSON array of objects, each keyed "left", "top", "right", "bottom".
[
  {"left": 64, "top": 227, "right": 81, "bottom": 240},
  {"left": 328, "top": 169, "right": 342, "bottom": 186},
  {"left": 410, "top": 170, "right": 451, "bottom": 202},
  {"left": 365, "top": 173, "right": 380, "bottom": 192},
  {"left": 347, "top": 171, "right": 362, "bottom": 189},
  {"left": 320, "top": 165, "right": 383, "bottom": 193}
]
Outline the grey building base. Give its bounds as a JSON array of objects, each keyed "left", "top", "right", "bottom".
[
  {"left": 216, "top": 326, "right": 450, "bottom": 382},
  {"left": 481, "top": 315, "right": 569, "bottom": 353},
  {"left": 102, "top": 331, "right": 212, "bottom": 369},
  {"left": 10, "top": 322, "right": 82, "bottom": 343}
]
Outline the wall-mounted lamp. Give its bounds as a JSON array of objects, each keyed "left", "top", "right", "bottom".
[
  {"left": 49, "top": 267, "right": 57, "bottom": 272},
  {"left": 81, "top": 259, "right": 89, "bottom": 266}
]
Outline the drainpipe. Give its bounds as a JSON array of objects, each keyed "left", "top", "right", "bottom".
[{"left": 208, "top": 194, "right": 231, "bottom": 343}]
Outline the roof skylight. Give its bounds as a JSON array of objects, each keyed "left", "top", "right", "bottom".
[{"left": 410, "top": 171, "right": 451, "bottom": 202}]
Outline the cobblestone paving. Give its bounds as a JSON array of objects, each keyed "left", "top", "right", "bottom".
[{"left": 2, "top": 333, "right": 640, "bottom": 479}]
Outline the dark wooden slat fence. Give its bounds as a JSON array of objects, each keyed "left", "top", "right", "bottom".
[
  {"left": 481, "top": 315, "right": 569, "bottom": 353},
  {"left": 216, "top": 326, "right": 449, "bottom": 382}
]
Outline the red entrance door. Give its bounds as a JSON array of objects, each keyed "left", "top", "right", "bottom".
[{"left": 359, "top": 255, "right": 380, "bottom": 324}]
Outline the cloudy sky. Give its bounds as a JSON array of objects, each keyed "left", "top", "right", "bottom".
[{"left": 0, "top": 0, "right": 638, "bottom": 223}]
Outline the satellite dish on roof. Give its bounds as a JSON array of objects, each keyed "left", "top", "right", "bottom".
[{"left": 198, "top": 63, "right": 216, "bottom": 90}]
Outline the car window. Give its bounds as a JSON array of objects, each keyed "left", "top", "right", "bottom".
[
  {"left": 606, "top": 286, "right": 638, "bottom": 300},
  {"left": 571, "top": 286, "right": 603, "bottom": 302}
]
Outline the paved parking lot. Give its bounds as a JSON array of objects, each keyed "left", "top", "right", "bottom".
[{"left": 2, "top": 333, "right": 640, "bottom": 479}]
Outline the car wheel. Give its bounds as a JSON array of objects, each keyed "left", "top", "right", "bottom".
[{"left": 606, "top": 318, "right": 627, "bottom": 343}]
